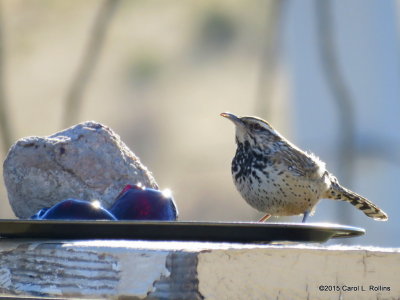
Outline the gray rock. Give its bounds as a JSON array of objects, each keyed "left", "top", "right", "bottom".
[{"left": 3, "top": 121, "right": 158, "bottom": 218}]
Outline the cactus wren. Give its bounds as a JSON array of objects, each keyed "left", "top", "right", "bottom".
[{"left": 221, "top": 112, "right": 388, "bottom": 222}]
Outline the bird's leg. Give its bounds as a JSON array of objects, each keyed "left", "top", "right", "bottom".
[
  {"left": 258, "top": 213, "right": 271, "bottom": 222},
  {"left": 302, "top": 210, "right": 310, "bottom": 223}
]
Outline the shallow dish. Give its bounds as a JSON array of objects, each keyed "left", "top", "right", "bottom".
[{"left": 0, "top": 220, "right": 365, "bottom": 243}]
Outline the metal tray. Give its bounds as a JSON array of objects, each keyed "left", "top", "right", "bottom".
[{"left": 0, "top": 220, "right": 365, "bottom": 243}]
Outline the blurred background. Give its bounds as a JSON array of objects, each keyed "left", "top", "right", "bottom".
[{"left": 0, "top": 0, "right": 399, "bottom": 246}]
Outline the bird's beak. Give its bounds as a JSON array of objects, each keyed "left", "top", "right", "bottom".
[{"left": 220, "top": 112, "right": 244, "bottom": 126}]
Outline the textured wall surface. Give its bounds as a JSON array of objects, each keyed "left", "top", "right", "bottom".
[{"left": 0, "top": 240, "right": 399, "bottom": 299}]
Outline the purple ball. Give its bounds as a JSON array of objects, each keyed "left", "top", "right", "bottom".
[
  {"left": 110, "top": 185, "right": 178, "bottom": 221},
  {"left": 30, "top": 208, "right": 49, "bottom": 220},
  {"left": 38, "top": 199, "right": 117, "bottom": 220}
]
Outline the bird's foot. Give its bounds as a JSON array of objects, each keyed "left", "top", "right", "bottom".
[
  {"left": 302, "top": 211, "right": 310, "bottom": 223},
  {"left": 258, "top": 213, "right": 271, "bottom": 222}
]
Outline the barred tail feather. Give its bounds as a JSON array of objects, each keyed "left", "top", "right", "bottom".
[{"left": 328, "top": 182, "right": 388, "bottom": 221}]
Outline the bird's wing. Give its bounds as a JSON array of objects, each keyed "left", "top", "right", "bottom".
[{"left": 272, "top": 141, "right": 322, "bottom": 179}]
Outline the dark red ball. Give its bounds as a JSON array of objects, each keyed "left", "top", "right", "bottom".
[{"left": 110, "top": 185, "right": 178, "bottom": 221}]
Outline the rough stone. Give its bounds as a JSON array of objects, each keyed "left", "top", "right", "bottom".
[{"left": 3, "top": 121, "right": 158, "bottom": 218}]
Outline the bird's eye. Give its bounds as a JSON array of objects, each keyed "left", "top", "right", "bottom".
[{"left": 251, "top": 123, "right": 264, "bottom": 131}]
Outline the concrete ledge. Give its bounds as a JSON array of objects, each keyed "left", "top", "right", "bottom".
[{"left": 0, "top": 240, "right": 399, "bottom": 299}]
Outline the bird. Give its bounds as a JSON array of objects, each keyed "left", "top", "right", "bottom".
[{"left": 220, "top": 112, "right": 388, "bottom": 223}]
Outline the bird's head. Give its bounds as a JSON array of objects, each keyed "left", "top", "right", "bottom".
[{"left": 220, "top": 112, "right": 282, "bottom": 147}]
